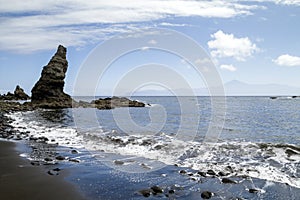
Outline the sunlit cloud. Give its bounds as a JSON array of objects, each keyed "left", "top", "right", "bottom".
[
  {"left": 273, "top": 54, "right": 300, "bottom": 66},
  {"left": 208, "top": 30, "right": 259, "bottom": 61}
]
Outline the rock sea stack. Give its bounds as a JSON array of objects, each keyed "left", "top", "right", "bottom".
[{"left": 31, "top": 45, "right": 73, "bottom": 108}]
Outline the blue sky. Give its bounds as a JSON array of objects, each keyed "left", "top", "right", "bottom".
[{"left": 1, "top": 0, "right": 300, "bottom": 95}]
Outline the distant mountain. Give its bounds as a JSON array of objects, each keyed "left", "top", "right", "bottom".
[
  {"left": 129, "top": 80, "right": 300, "bottom": 96},
  {"left": 224, "top": 80, "right": 300, "bottom": 96}
]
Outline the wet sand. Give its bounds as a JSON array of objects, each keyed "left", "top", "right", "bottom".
[{"left": 0, "top": 141, "right": 85, "bottom": 200}]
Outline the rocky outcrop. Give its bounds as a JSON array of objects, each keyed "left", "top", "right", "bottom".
[
  {"left": 76, "top": 96, "right": 145, "bottom": 109},
  {"left": 14, "top": 85, "right": 30, "bottom": 100},
  {"left": 91, "top": 96, "right": 145, "bottom": 109},
  {"left": 31, "top": 45, "right": 73, "bottom": 108},
  {"left": 0, "top": 85, "right": 30, "bottom": 101}
]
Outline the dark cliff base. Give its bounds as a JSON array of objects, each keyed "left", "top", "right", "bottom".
[{"left": 0, "top": 141, "right": 85, "bottom": 200}]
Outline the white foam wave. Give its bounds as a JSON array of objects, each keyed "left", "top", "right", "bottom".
[
  {"left": 7, "top": 111, "right": 85, "bottom": 148},
  {"left": 5, "top": 111, "right": 300, "bottom": 188}
]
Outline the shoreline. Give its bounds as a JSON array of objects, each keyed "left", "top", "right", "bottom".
[
  {"left": 0, "top": 140, "right": 86, "bottom": 200},
  {"left": 1, "top": 100, "right": 300, "bottom": 199}
]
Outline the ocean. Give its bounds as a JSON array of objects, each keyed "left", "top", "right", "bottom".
[{"left": 6, "top": 96, "right": 300, "bottom": 199}]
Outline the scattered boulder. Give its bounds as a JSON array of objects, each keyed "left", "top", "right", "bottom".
[
  {"left": 44, "top": 157, "right": 53, "bottom": 162},
  {"left": 218, "top": 171, "right": 228, "bottom": 176},
  {"left": 31, "top": 45, "right": 73, "bottom": 108},
  {"left": 114, "top": 160, "right": 124, "bottom": 165},
  {"left": 197, "top": 171, "right": 207, "bottom": 177},
  {"left": 221, "top": 178, "right": 237, "bottom": 184},
  {"left": 207, "top": 169, "right": 216, "bottom": 176},
  {"left": 55, "top": 155, "right": 65, "bottom": 160},
  {"left": 138, "top": 189, "right": 152, "bottom": 197},
  {"left": 47, "top": 168, "right": 61, "bottom": 176},
  {"left": 151, "top": 186, "right": 163, "bottom": 194},
  {"left": 248, "top": 188, "right": 260, "bottom": 193},
  {"left": 285, "top": 148, "right": 299, "bottom": 157},
  {"left": 71, "top": 149, "right": 79, "bottom": 154},
  {"left": 201, "top": 191, "right": 212, "bottom": 199},
  {"left": 69, "top": 158, "right": 80, "bottom": 163}
]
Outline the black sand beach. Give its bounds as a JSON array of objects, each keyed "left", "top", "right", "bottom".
[{"left": 0, "top": 141, "right": 85, "bottom": 200}]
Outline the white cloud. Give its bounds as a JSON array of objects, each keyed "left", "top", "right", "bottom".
[
  {"left": 275, "top": 0, "right": 300, "bottom": 6},
  {"left": 0, "top": 0, "right": 264, "bottom": 52},
  {"left": 208, "top": 30, "right": 259, "bottom": 61},
  {"left": 3, "top": 0, "right": 299, "bottom": 53},
  {"left": 159, "top": 22, "right": 189, "bottom": 27},
  {"left": 273, "top": 54, "right": 300, "bottom": 66},
  {"left": 220, "top": 64, "right": 237, "bottom": 72},
  {"left": 251, "top": 0, "right": 300, "bottom": 6}
]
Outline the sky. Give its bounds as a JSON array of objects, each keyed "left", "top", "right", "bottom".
[{"left": 1, "top": 0, "right": 300, "bottom": 96}]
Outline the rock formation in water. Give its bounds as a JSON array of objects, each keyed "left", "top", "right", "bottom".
[
  {"left": 31, "top": 45, "right": 73, "bottom": 108},
  {"left": 1, "top": 45, "right": 146, "bottom": 110},
  {"left": 0, "top": 85, "right": 30, "bottom": 101},
  {"left": 91, "top": 96, "right": 145, "bottom": 109}
]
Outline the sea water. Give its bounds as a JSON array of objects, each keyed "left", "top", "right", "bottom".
[{"left": 7, "top": 96, "right": 300, "bottom": 199}]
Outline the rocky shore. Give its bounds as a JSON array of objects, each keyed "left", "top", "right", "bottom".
[
  {"left": 0, "top": 44, "right": 147, "bottom": 199},
  {"left": 0, "top": 85, "right": 30, "bottom": 101}
]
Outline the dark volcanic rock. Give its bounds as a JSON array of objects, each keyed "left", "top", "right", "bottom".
[
  {"left": 14, "top": 85, "right": 30, "bottom": 100},
  {"left": 207, "top": 169, "right": 217, "bottom": 176},
  {"left": 201, "top": 191, "right": 212, "bottom": 199},
  {"left": 0, "top": 101, "right": 33, "bottom": 113},
  {"left": 31, "top": 45, "right": 73, "bottom": 108},
  {"left": 285, "top": 148, "right": 299, "bottom": 157},
  {"left": 151, "top": 185, "right": 163, "bottom": 194},
  {"left": 221, "top": 178, "right": 237, "bottom": 184},
  {"left": 248, "top": 188, "right": 260, "bottom": 193},
  {"left": 0, "top": 85, "right": 30, "bottom": 101},
  {"left": 91, "top": 96, "right": 145, "bottom": 109},
  {"left": 138, "top": 189, "right": 152, "bottom": 197},
  {"left": 114, "top": 160, "right": 124, "bottom": 165}
]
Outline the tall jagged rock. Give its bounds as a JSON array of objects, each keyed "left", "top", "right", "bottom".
[{"left": 31, "top": 45, "right": 73, "bottom": 108}]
